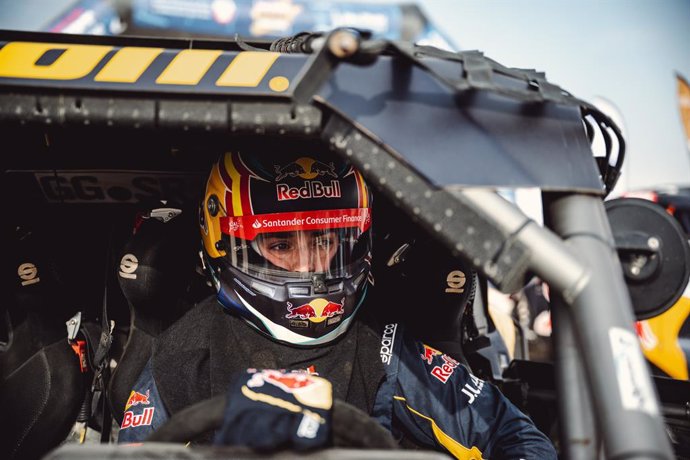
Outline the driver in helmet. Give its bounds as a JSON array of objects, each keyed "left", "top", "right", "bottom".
[{"left": 118, "top": 149, "right": 556, "bottom": 459}]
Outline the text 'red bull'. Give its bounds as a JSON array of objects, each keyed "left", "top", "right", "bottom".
[
  {"left": 277, "top": 180, "right": 341, "bottom": 201},
  {"left": 430, "top": 354, "right": 460, "bottom": 384},
  {"left": 122, "top": 407, "right": 155, "bottom": 429}
]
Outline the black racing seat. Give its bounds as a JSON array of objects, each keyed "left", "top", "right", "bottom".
[
  {"left": 108, "top": 206, "right": 211, "bottom": 425},
  {"left": 1, "top": 226, "right": 90, "bottom": 460},
  {"left": 372, "top": 199, "right": 513, "bottom": 380}
]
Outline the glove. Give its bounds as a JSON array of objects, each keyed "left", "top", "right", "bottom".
[{"left": 213, "top": 369, "right": 333, "bottom": 451}]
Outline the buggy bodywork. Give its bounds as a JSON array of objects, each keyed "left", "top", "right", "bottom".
[{"left": 0, "top": 28, "right": 686, "bottom": 459}]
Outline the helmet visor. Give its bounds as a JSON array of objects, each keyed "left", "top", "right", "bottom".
[{"left": 219, "top": 208, "right": 371, "bottom": 281}]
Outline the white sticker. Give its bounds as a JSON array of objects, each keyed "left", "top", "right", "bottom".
[
  {"left": 609, "top": 327, "right": 659, "bottom": 415},
  {"left": 296, "top": 412, "right": 320, "bottom": 439}
]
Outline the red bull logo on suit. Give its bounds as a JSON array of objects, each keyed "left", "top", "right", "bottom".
[
  {"left": 121, "top": 407, "right": 155, "bottom": 429},
  {"left": 420, "top": 344, "right": 443, "bottom": 365},
  {"left": 125, "top": 390, "right": 150, "bottom": 410},
  {"left": 121, "top": 389, "right": 155, "bottom": 430},
  {"left": 419, "top": 345, "right": 460, "bottom": 384}
]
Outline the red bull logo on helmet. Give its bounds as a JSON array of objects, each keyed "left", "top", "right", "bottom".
[
  {"left": 274, "top": 157, "right": 338, "bottom": 181},
  {"left": 277, "top": 180, "right": 341, "bottom": 201},
  {"left": 285, "top": 298, "right": 345, "bottom": 324},
  {"left": 274, "top": 157, "right": 341, "bottom": 201}
]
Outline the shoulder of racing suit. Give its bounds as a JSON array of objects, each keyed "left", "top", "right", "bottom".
[
  {"left": 372, "top": 322, "right": 558, "bottom": 460},
  {"left": 117, "top": 358, "right": 170, "bottom": 444}
]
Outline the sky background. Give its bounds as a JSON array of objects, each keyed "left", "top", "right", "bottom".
[
  {"left": 1, "top": 0, "right": 688, "bottom": 194},
  {"left": 418, "top": 0, "right": 690, "bottom": 195}
]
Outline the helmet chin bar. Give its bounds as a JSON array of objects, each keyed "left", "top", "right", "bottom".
[
  {"left": 246, "top": 275, "right": 345, "bottom": 302},
  {"left": 235, "top": 289, "right": 366, "bottom": 347},
  {"left": 210, "top": 255, "right": 368, "bottom": 344}
]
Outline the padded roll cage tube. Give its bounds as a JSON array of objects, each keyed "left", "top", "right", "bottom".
[{"left": 304, "top": 30, "right": 671, "bottom": 459}]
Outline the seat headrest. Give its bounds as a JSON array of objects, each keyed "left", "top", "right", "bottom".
[{"left": 117, "top": 208, "right": 198, "bottom": 313}]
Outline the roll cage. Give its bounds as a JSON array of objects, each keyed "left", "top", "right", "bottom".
[{"left": 0, "top": 28, "right": 675, "bottom": 459}]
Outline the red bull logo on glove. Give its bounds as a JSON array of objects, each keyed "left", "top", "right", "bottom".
[
  {"left": 245, "top": 369, "right": 333, "bottom": 411},
  {"left": 285, "top": 298, "right": 345, "bottom": 324},
  {"left": 249, "top": 369, "right": 317, "bottom": 393}
]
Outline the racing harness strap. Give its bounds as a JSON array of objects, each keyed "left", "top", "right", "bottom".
[{"left": 66, "top": 252, "right": 115, "bottom": 443}]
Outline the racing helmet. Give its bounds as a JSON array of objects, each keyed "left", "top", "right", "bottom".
[{"left": 200, "top": 150, "right": 372, "bottom": 346}]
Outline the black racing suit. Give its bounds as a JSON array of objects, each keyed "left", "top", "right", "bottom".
[{"left": 118, "top": 296, "right": 557, "bottom": 459}]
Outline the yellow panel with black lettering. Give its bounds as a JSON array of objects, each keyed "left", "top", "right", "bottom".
[{"left": 0, "top": 40, "right": 307, "bottom": 96}]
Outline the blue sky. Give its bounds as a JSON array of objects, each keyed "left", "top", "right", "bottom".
[{"left": 419, "top": 0, "right": 690, "bottom": 193}]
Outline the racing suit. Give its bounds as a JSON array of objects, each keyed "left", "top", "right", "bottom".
[{"left": 118, "top": 296, "right": 557, "bottom": 459}]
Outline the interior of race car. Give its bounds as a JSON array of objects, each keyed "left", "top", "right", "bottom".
[
  {"left": 1, "top": 127, "right": 508, "bottom": 459},
  {"left": 1, "top": 28, "right": 690, "bottom": 460}
]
